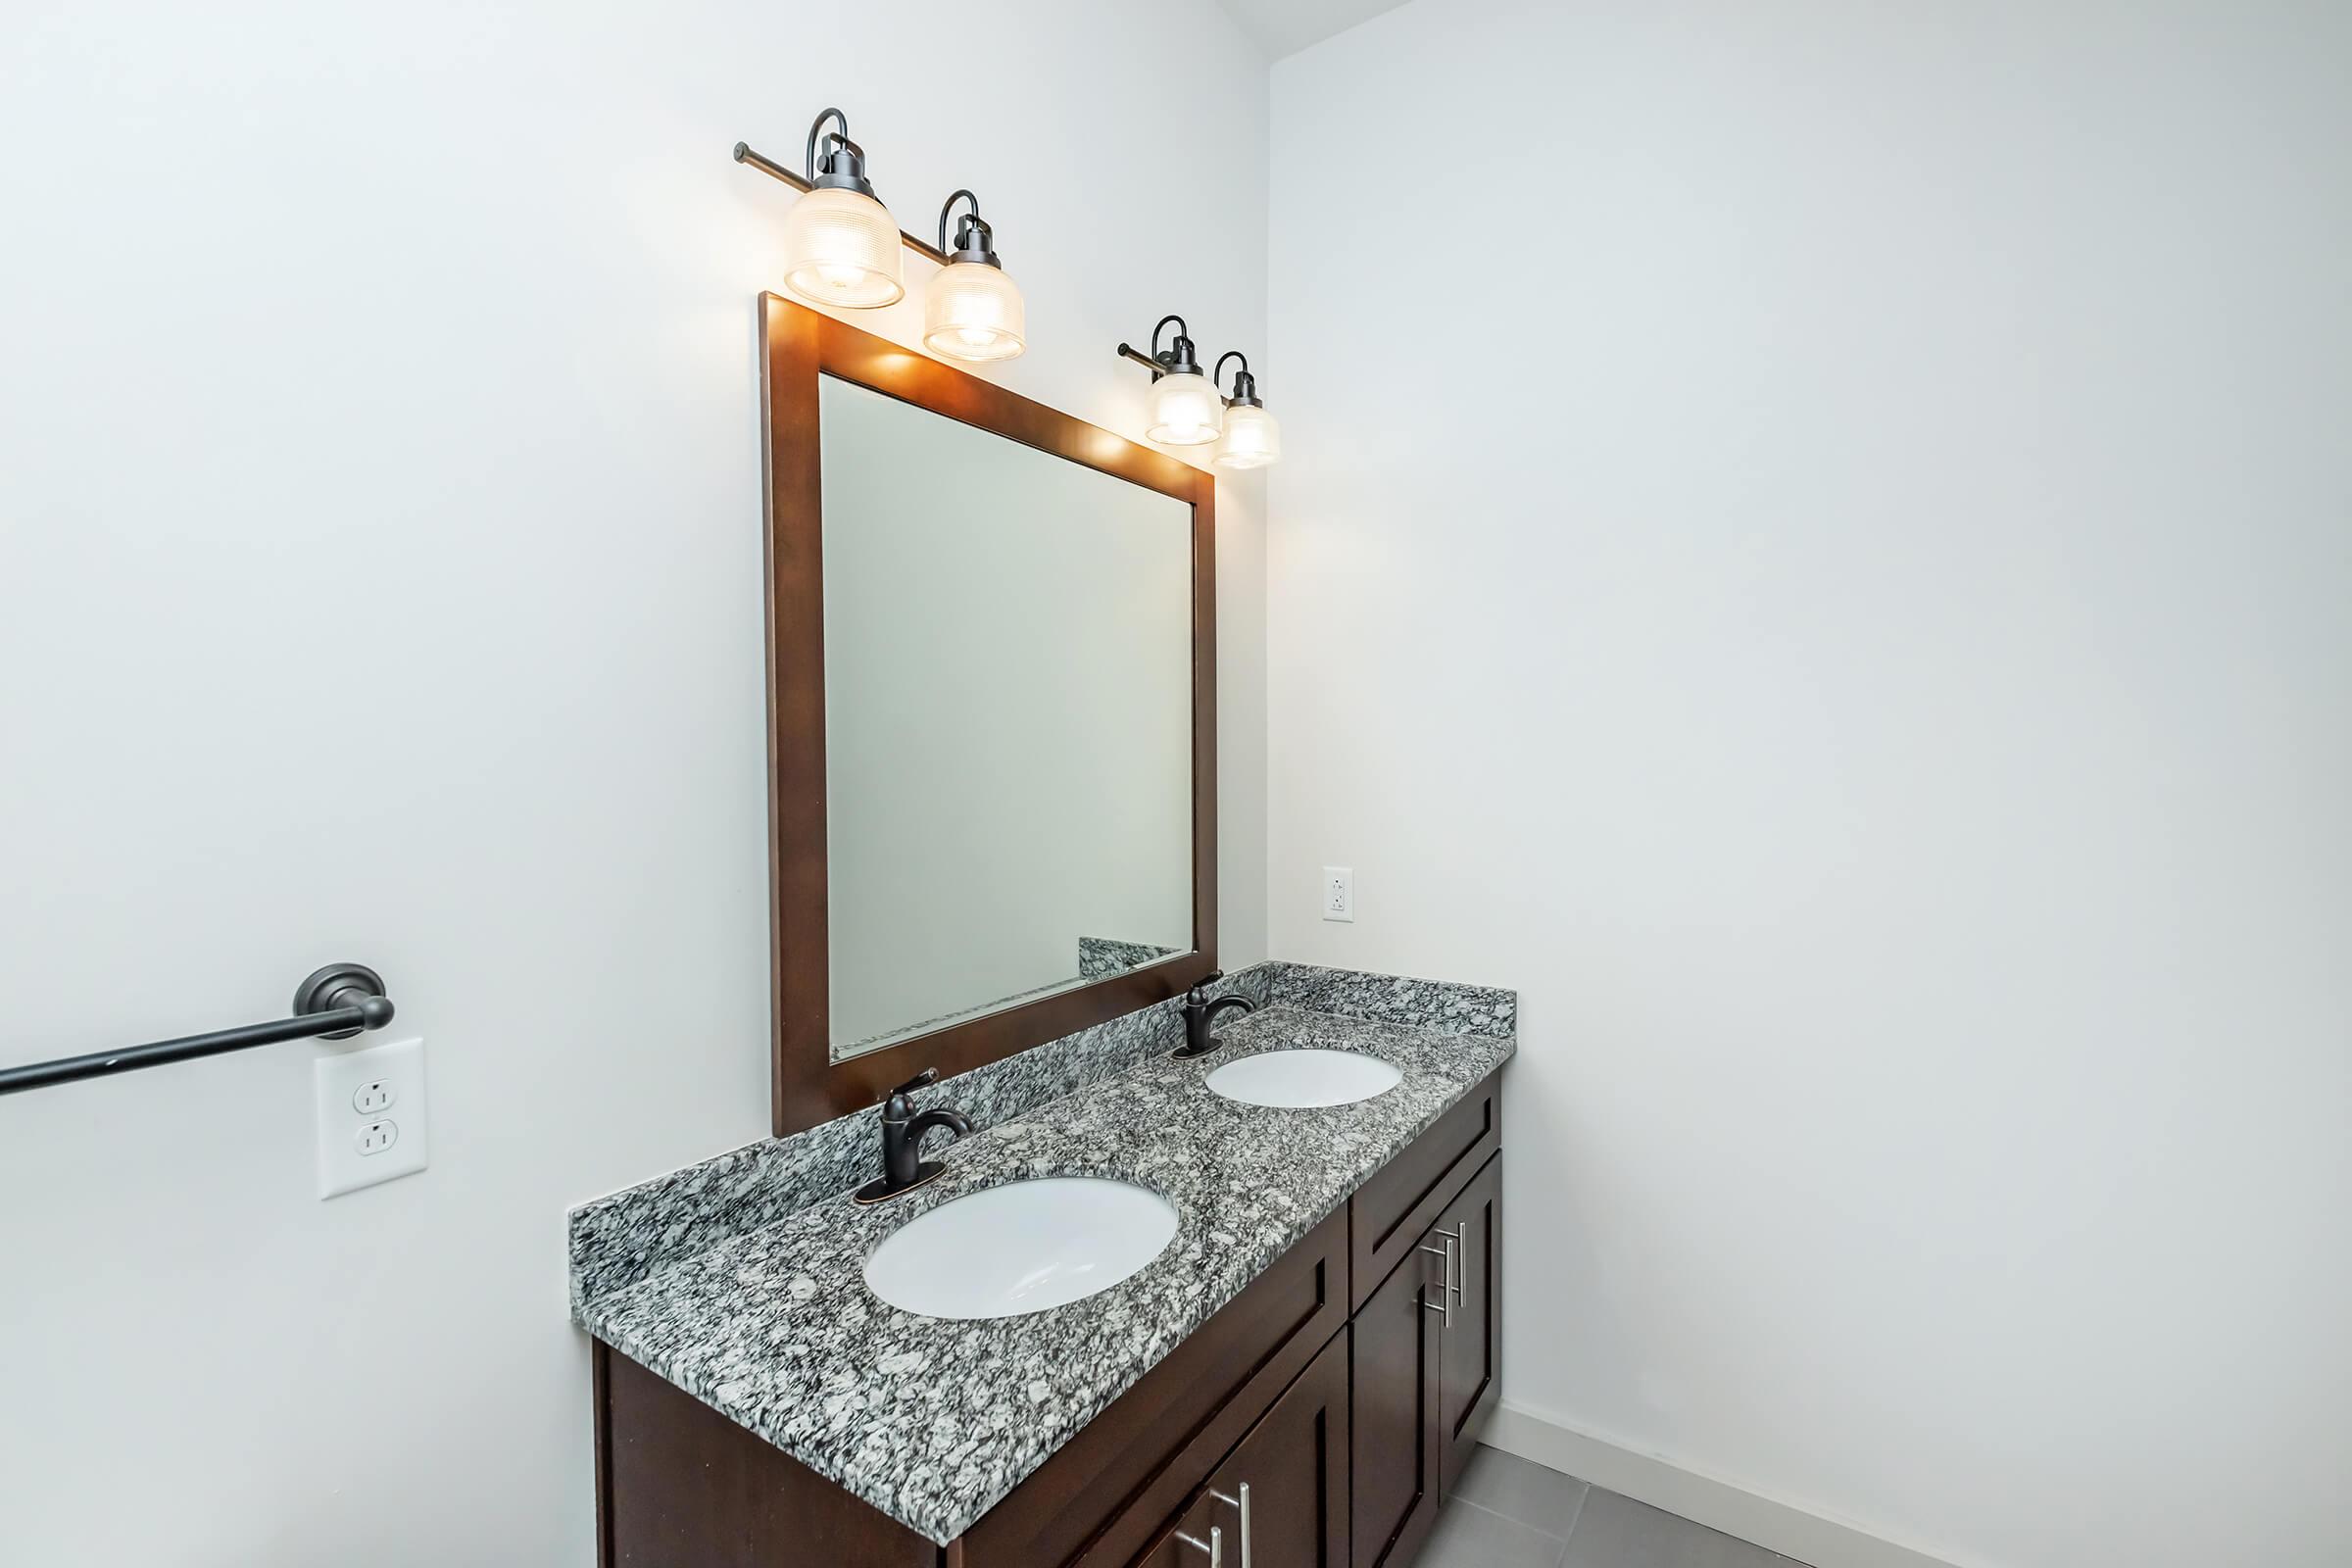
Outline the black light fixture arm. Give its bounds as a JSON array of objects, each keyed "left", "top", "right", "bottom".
[
  {"left": 0, "top": 963, "right": 396, "bottom": 1098},
  {"left": 936, "top": 189, "right": 1000, "bottom": 267},
  {"left": 1213, "top": 350, "right": 1261, "bottom": 406},
  {"left": 1116, "top": 341, "right": 1169, "bottom": 377},
  {"left": 1118, "top": 315, "right": 1206, "bottom": 380},
  {"left": 935, "top": 189, "right": 976, "bottom": 253},
  {"left": 803, "top": 107, "right": 855, "bottom": 182}
]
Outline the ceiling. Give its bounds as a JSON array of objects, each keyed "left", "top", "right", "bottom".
[{"left": 1217, "top": 0, "right": 1416, "bottom": 61}]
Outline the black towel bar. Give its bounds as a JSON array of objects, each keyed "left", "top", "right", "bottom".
[{"left": 0, "top": 963, "right": 395, "bottom": 1097}]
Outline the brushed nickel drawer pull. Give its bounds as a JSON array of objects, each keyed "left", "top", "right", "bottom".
[
  {"left": 1210, "top": 1484, "right": 1252, "bottom": 1568},
  {"left": 1176, "top": 1525, "right": 1222, "bottom": 1568},
  {"left": 1421, "top": 1224, "right": 1461, "bottom": 1323}
]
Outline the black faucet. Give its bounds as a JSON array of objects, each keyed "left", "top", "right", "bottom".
[
  {"left": 852, "top": 1068, "right": 973, "bottom": 1204},
  {"left": 1172, "top": 970, "right": 1255, "bottom": 1058}
]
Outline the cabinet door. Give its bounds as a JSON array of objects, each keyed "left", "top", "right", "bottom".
[
  {"left": 1435, "top": 1153, "right": 1501, "bottom": 1497},
  {"left": 1349, "top": 1240, "right": 1443, "bottom": 1568},
  {"left": 975, "top": 1211, "right": 1350, "bottom": 1568},
  {"left": 1135, "top": 1328, "right": 1350, "bottom": 1568},
  {"left": 1211, "top": 1324, "right": 1350, "bottom": 1567}
]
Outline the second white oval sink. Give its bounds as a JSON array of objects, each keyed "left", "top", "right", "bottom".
[
  {"left": 1206, "top": 1050, "right": 1403, "bottom": 1108},
  {"left": 862, "top": 1177, "right": 1178, "bottom": 1320}
]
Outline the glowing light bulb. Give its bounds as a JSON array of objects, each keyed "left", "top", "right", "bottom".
[
  {"left": 1145, "top": 369, "right": 1223, "bottom": 446},
  {"left": 781, "top": 187, "right": 904, "bottom": 309},
  {"left": 1213, "top": 403, "right": 1281, "bottom": 468},
  {"left": 923, "top": 260, "right": 1026, "bottom": 362}
]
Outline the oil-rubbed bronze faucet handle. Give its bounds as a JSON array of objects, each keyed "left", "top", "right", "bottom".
[{"left": 885, "top": 1068, "right": 939, "bottom": 1103}]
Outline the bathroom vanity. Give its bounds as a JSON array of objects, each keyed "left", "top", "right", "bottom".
[
  {"left": 566, "top": 296, "right": 1510, "bottom": 1566},
  {"left": 580, "top": 988, "right": 1507, "bottom": 1568}
]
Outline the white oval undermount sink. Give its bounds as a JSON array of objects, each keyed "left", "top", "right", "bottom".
[
  {"left": 1205, "top": 1049, "right": 1403, "bottom": 1108},
  {"left": 861, "top": 1177, "right": 1179, "bottom": 1320}
]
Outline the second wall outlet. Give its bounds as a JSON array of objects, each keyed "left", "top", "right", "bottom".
[{"left": 1323, "top": 866, "right": 1354, "bottom": 922}]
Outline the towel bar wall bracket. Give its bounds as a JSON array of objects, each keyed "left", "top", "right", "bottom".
[{"left": 0, "top": 962, "right": 396, "bottom": 1098}]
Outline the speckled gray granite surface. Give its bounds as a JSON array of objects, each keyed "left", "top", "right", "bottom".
[
  {"left": 568, "top": 961, "right": 1503, "bottom": 1306},
  {"left": 570, "top": 969, "right": 1512, "bottom": 1545},
  {"left": 567, "top": 964, "right": 1275, "bottom": 1308},
  {"left": 1077, "top": 934, "right": 1181, "bottom": 979},
  {"left": 1273, "top": 960, "right": 1516, "bottom": 1039}
]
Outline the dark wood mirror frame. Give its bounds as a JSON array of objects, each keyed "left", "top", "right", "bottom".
[{"left": 759, "top": 293, "right": 1218, "bottom": 1136}]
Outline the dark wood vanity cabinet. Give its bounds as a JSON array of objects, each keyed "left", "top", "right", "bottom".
[{"left": 595, "top": 1069, "right": 1503, "bottom": 1568}]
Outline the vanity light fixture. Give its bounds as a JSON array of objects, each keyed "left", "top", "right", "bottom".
[
  {"left": 1211, "top": 352, "right": 1281, "bottom": 469},
  {"left": 777, "top": 108, "right": 905, "bottom": 310},
  {"left": 1116, "top": 316, "right": 1224, "bottom": 447},
  {"left": 922, "top": 190, "right": 1026, "bottom": 362}
]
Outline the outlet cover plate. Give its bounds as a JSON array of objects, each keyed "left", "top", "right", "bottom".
[
  {"left": 1322, "top": 865, "right": 1354, "bottom": 922},
  {"left": 315, "top": 1035, "right": 428, "bottom": 1199}
]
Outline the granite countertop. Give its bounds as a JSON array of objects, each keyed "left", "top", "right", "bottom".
[{"left": 576, "top": 1002, "right": 1512, "bottom": 1545}]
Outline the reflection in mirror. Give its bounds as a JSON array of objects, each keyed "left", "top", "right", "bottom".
[{"left": 819, "top": 375, "right": 1196, "bottom": 1060}]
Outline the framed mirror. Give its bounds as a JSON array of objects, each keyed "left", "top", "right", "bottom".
[{"left": 760, "top": 294, "right": 1216, "bottom": 1133}]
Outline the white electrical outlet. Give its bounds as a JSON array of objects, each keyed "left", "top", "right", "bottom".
[
  {"left": 316, "top": 1036, "right": 428, "bottom": 1199},
  {"left": 1322, "top": 865, "right": 1354, "bottom": 922}
]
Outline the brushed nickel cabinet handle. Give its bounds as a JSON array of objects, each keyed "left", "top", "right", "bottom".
[
  {"left": 1176, "top": 1525, "right": 1223, "bottom": 1568},
  {"left": 1210, "top": 1484, "right": 1252, "bottom": 1568},
  {"left": 1421, "top": 1224, "right": 1461, "bottom": 1323}
]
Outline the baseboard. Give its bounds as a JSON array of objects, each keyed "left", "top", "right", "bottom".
[{"left": 1483, "top": 1401, "right": 1977, "bottom": 1568}]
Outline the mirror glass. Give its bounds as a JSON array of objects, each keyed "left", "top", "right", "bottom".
[{"left": 818, "top": 374, "right": 1196, "bottom": 1061}]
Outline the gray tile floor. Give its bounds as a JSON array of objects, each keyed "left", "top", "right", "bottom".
[{"left": 1427, "top": 1446, "right": 1811, "bottom": 1568}]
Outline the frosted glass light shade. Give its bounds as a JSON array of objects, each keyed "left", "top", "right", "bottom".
[
  {"left": 781, "top": 187, "right": 905, "bottom": 309},
  {"left": 923, "top": 261, "right": 1026, "bottom": 362},
  {"left": 1146, "top": 369, "right": 1223, "bottom": 446},
  {"left": 1213, "top": 403, "right": 1281, "bottom": 468}
]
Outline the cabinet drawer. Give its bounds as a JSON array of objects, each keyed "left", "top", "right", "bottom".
[
  {"left": 1348, "top": 1070, "right": 1501, "bottom": 1311},
  {"left": 961, "top": 1208, "right": 1349, "bottom": 1568}
]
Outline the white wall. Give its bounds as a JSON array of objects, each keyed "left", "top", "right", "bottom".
[
  {"left": 0, "top": 1, "right": 1266, "bottom": 1560},
  {"left": 1268, "top": 4, "right": 2351, "bottom": 1567}
]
